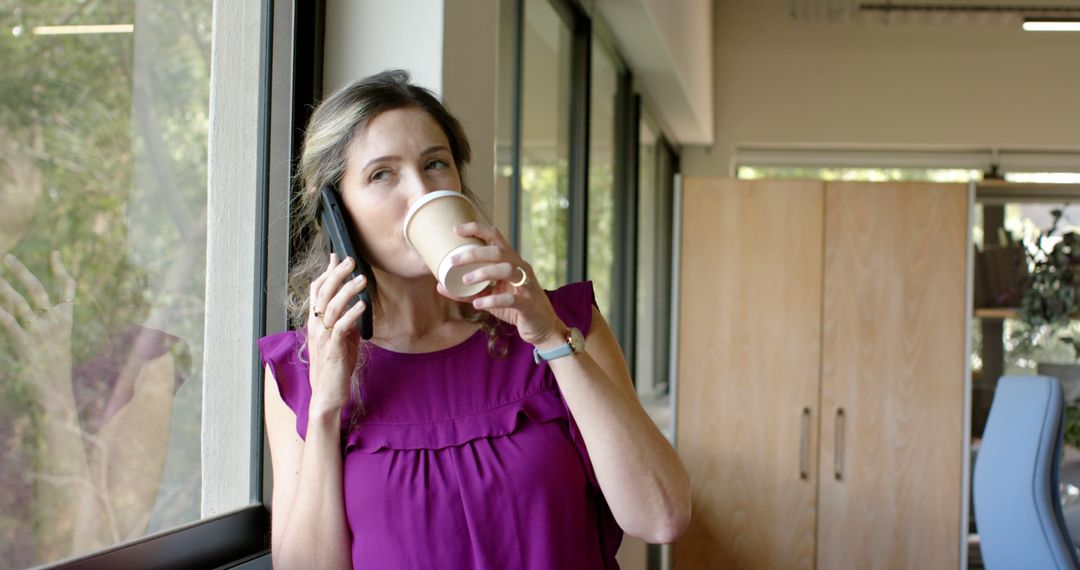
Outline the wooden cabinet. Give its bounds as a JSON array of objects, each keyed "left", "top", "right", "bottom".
[{"left": 674, "top": 179, "right": 969, "bottom": 569}]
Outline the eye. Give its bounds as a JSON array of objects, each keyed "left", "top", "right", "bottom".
[
  {"left": 425, "top": 158, "right": 449, "bottom": 170},
  {"left": 370, "top": 168, "right": 392, "bottom": 182}
]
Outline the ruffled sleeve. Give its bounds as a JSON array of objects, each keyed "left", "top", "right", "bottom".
[
  {"left": 258, "top": 330, "right": 312, "bottom": 440},
  {"left": 546, "top": 280, "right": 596, "bottom": 337},
  {"left": 73, "top": 324, "right": 191, "bottom": 434}
]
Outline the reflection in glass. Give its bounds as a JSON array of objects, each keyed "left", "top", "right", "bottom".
[
  {"left": 519, "top": 0, "right": 572, "bottom": 289},
  {"left": 0, "top": 2, "right": 211, "bottom": 566},
  {"left": 587, "top": 40, "right": 617, "bottom": 318}
]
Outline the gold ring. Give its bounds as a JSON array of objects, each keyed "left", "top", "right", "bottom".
[
  {"left": 509, "top": 266, "right": 529, "bottom": 288},
  {"left": 320, "top": 316, "right": 333, "bottom": 331}
]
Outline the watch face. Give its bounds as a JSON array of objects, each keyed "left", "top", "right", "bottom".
[{"left": 569, "top": 327, "right": 585, "bottom": 353}]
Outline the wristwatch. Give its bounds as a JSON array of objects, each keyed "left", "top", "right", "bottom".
[{"left": 533, "top": 327, "right": 586, "bottom": 364}]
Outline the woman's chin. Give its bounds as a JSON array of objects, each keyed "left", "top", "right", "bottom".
[{"left": 373, "top": 264, "right": 435, "bottom": 283}]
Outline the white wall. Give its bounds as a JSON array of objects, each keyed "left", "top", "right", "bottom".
[
  {"left": 681, "top": 0, "right": 1080, "bottom": 176},
  {"left": 323, "top": 0, "right": 445, "bottom": 96},
  {"left": 594, "top": 0, "right": 713, "bottom": 144},
  {"left": 441, "top": 0, "right": 500, "bottom": 222},
  {"left": 322, "top": 0, "right": 499, "bottom": 218}
]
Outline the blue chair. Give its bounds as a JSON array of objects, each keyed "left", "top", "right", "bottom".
[{"left": 974, "top": 375, "right": 1080, "bottom": 569}]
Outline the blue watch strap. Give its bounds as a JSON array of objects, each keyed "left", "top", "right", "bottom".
[{"left": 533, "top": 342, "right": 574, "bottom": 364}]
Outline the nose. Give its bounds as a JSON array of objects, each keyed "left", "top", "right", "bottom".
[{"left": 403, "top": 168, "right": 444, "bottom": 209}]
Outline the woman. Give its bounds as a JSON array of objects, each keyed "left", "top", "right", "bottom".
[{"left": 259, "top": 70, "right": 690, "bottom": 568}]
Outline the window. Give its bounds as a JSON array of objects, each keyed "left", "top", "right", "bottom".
[
  {"left": 0, "top": 2, "right": 217, "bottom": 566},
  {"left": 969, "top": 176, "right": 1080, "bottom": 564},
  {"left": 971, "top": 172, "right": 1080, "bottom": 429},
  {"left": 0, "top": 1, "right": 273, "bottom": 567},
  {"left": 633, "top": 108, "right": 678, "bottom": 436},
  {"left": 518, "top": 0, "right": 573, "bottom": 289},
  {"left": 499, "top": 0, "right": 681, "bottom": 399},
  {"left": 586, "top": 38, "right": 619, "bottom": 318},
  {"left": 635, "top": 112, "right": 659, "bottom": 393}
]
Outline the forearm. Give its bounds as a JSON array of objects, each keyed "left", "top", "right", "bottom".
[
  {"left": 273, "top": 407, "right": 352, "bottom": 569},
  {"left": 33, "top": 373, "right": 97, "bottom": 559},
  {"left": 75, "top": 355, "right": 175, "bottom": 547},
  {"left": 549, "top": 352, "right": 691, "bottom": 543}
]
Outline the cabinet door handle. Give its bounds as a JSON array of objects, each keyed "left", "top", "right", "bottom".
[
  {"left": 834, "top": 407, "right": 846, "bottom": 481},
  {"left": 800, "top": 407, "right": 811, "bottom": 480}
]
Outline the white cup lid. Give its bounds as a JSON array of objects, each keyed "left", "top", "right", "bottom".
[{"left": 438, "top": 243, "right": 491, "bottom": 297}]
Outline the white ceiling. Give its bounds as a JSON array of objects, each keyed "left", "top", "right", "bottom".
[{"left": 594, "top": 0, "right": 714, "bottom": 145}]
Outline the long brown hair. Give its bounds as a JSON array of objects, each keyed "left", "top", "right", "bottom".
[{"left": 288, "top": 70, "right": 506, "bottom": 419}]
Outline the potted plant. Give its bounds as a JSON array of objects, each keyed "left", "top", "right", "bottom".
[{"left": 1016, "top": 206, "right": 1080, "bottom": 441}]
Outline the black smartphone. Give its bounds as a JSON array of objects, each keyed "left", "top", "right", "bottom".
[{"left": 319, "top": 186, "right": 374, "bottom": 340}]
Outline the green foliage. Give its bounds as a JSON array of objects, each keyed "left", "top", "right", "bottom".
[
  {"left": 1007, "top": 206, "right": 1080, "bottom": 449},
  {"left": 587, "top": 161, "right": 614, "bottom": 315},
  {"left": 1066, "top": 404, "right": 1080, "bottom": 449},
  {"left": 520, "top": 159, "right": 569, "bottom": 289},
  {"left": 1019, "top": 207, "right": 1080, "bottom": 361}
]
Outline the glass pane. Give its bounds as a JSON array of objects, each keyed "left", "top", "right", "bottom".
[
  {"left": 971, "top": 192, "right": 1080, "bottom": 557},
  {"left": 634, "top": 114, "right": 658, "bottom": 395},
  {"left": 494, "top": 0, "right": 518, "bottom": 237},
  {"left": 974, "top": 201, "right": 1080, "bottom": 377},
  {"left": 0, "top": 2, "right": 212, "bottom": 566},
  {"left": 519, "top": 0, "right": 572, "bottom": 289},
  {"left": 587, "top": 40, "right": 617, "bottom": 318}
]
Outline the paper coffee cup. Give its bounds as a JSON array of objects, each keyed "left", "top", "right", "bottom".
[{"left": 403, "top": 191, "right": 492, "bottom": 297}]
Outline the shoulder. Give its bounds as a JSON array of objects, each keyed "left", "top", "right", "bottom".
[{"left": 544, "top": 281, "right": 598, "bottom": 335}]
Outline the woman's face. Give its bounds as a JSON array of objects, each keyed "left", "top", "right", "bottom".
[{"left": 338, "top": 106, "right": 462, "bottom": 278}]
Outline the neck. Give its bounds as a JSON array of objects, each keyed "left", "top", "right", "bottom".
[{"left": 370, "top": 267, "right": 466, "bottom": 340}]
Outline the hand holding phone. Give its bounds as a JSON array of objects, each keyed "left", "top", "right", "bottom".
[{"left": 319, "top": 187, "right": 374, "bottom": 340}]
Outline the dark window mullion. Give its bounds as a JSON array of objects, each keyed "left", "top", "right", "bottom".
[
  {"left": 566, "top": 10, "right": 590, "bottom": 284},
  {"left": 652, "top": 136, "right": 678, "bottom": 392},
  {"left": 610, "top": 70, "right": 633, "bottom": 353},
  {"left": 509, "top": 0, "right": 524, "bottom": 249},
  {"left": 622, "top": 94, "right": 642, "bottom": 377},
  {"left": 548, "top": 0, "right": 578, "bottom": 28}
]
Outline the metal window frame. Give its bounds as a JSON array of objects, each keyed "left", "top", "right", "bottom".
[
  {"left": 51, "top": 507, "right": 269, "bottom": 570},
  {"left": 585, "top": 29, "right": 632, "bottom": 353},
  {"left": 548, "top": 0, "right": 591, "bottom": 283},
  {"left": 511, "top": 0, "right": 589, "bottom": 283},
  {"left": 611, "top": 82, "right": 639, "bottom": 367},
  {"left": 509, "top": 0, "right": 641, "bottom": 358},
  {"left": 651, "top": 135, "right": 680, "bottom": 393},
  {"left": 261, "top": 0, "right": 324, "bottom": 512},
  {"left": 508, "top": 0, "right": 525, "bottom": 249}
]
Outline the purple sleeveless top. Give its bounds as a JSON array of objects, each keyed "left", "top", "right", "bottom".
[{"left": 258, "top": 281, "right": 622, "bottom": 569}]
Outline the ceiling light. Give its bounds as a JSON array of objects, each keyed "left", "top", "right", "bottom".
[
  {"left": 32, "top": 24, "right": 133, "bottom": 36},
  {"left": 1023, "top": 18, "right": 1080, "bottom": 31}
]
